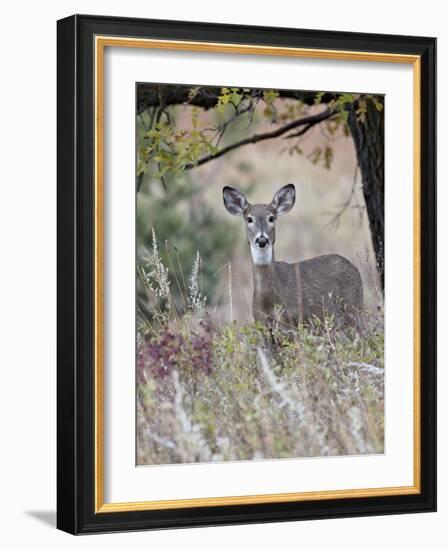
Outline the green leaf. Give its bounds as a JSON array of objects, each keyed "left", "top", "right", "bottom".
[
  {"left": 324, "top": 146, "right": 333, "bottom": 170},
  {"left": 262, "top": 89, "right": 279, "bottom": 106},
  {"left": 314, "top": 91, "right": 324, "bottom": 104}
]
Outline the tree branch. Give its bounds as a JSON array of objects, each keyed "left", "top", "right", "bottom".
[
  {"left": 323, "top": 162, "right": 361, "bottom": 230},
  {"left": 185, "top": 109, "right": 335, "bottom": 170},
  {"left": 137, "top": 84, "right": 337, "bottom": 115}
]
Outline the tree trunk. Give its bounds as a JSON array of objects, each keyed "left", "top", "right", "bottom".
[{"left": 348, "top": 99, "right": 385, "bottom": 293}]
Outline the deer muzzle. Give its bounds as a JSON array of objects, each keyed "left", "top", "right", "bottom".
[{"left": 255, "top": 236, "right": 269, "bottom": 248}]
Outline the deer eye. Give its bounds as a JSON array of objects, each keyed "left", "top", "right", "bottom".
[
  {"left": 268, "top": 215, "right": 275, "bottom": 223},
  {"left": 247, "top": 216, "right": 253, "bottom": 224}
]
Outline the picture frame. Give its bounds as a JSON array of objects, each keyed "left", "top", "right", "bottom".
[{"left": 57, "top": 14, "right": 436, "bottom": 534}]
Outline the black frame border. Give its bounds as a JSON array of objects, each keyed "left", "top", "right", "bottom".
[{"left": 57, "top": 14, "right": 436, "bottom": 535}]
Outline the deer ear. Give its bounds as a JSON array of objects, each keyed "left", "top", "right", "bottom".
[
  {"left": 222, "top": 186, "right": 248, "bottom": 216},
  {"left": 271, "top": 184, "right": 296, "bottom": 215}
]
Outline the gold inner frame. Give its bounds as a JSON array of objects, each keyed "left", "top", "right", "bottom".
[{"left": 94, "top": 36, "right": 421, "bottom": 513}]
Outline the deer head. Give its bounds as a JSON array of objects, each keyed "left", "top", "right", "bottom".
[{"left": 222, "top": 184, "right": 296, "bottom": 265}]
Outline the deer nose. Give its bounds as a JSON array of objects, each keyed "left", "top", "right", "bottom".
[{"left": 255, "top": 236, "right": 269, "bottom": 248}]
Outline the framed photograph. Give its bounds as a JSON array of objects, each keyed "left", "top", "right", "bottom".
[{"left": 57, "top": 14, "right": 436, "bottom": 534}]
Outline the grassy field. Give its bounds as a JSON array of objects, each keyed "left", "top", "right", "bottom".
[{"left": 136, "top": 234, "right": 384, "bottom": 466}]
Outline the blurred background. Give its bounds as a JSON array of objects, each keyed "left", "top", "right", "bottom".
[{"left": 136, "top": 86, "right": 383, "bottom": 326}]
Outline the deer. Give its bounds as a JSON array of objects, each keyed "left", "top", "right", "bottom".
[{"left": 222, "top": 184, "right": 363, "bottom": 329}]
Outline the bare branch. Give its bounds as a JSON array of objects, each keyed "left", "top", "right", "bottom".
[
  {"left": 323, "top": 162, "right": 361, "bottom": 230},
  {"left": 185, "top": 109, "right": 335, "bottom": 170}
]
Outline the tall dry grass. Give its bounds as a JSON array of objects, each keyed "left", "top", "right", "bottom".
[{"left": 136, "top": 232, "right": 384, "bottom": 465}]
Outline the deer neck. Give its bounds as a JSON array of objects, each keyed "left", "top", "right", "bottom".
[{"left": 250, "top": 244, "right": 276, "bottom": 293}]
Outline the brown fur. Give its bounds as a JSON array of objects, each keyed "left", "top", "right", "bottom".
[{"left": 252, "top": 253, "right": 363, "bottom": 327}]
